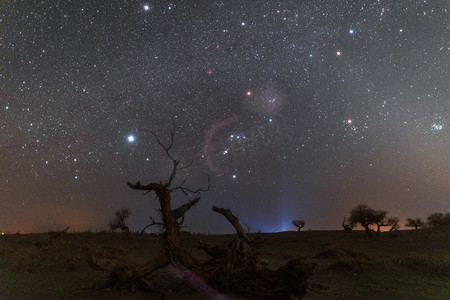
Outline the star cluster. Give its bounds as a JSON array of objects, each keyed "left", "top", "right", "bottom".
[{"left": 1, "top": 1, "right": 448, "bottom": 233}]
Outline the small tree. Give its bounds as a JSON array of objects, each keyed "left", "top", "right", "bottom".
[
  {"left": 405, "top": 217, "right": 424, "bottom": 230},
  {"left": 108, "top": 207, "right": 132, "bottom": 236},
  {"left": 292, "top": 219, "right": 306, "bottom": 231},
  {"left": 349, "top": 204, "right": 378, "bottom": 234}
]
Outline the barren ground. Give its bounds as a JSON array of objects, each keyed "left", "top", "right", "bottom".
[{"left": 1, "top": 228, "right": 449, "bottom": 299}]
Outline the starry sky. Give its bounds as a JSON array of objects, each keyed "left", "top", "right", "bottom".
[{"left": 1, "top": 0, "right": 449, "bottom": 233}]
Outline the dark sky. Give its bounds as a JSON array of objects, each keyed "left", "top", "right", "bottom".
[{"left": 1, "top": 0, "right": 449, "bottom": 233}]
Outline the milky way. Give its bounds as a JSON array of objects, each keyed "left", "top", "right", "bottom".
[{"left": 1, "top": 1, "right": 448, "bottom": 233}]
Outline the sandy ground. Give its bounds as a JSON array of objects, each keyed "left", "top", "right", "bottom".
[{"left": 0, "top": 228, "right": 449, "bottom": 299}]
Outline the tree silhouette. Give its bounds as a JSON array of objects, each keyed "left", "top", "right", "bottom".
[
  {"left": 349, "top": 204, "right": 378, "bottom": 234},
  {"left": 108, "top": 207, "right": 132, "bottom": 236},
  {"left": 90, "top": 125, "right": 209, "bottom": 286},
  {"left": 405, "top": 217, "right": 424, "bottom": 230},
  {"left": 349, "top": 204, "right": 399, "bottom": 234},
  {"left": 292, "top": 219, "right": 306, "bottom": 231}
]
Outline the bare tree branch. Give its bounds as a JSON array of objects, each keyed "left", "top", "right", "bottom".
[
  {"left": 212, "top": 206, "right": 250, "bottom": 243},
  {"left": 172, "top": 197, "right": 201, "bottom": 220},
  {"left": 140, "top": 216, "right": 164, "bottom": 234},
  {"left": 126, "top": 181, "right": 166, "bottom": 196},
  {"left": 171, "top": 175, "right": 210, "bottom": 194},
  {"left": 139, "top": 129, "right": 176, "bottom": 162}
]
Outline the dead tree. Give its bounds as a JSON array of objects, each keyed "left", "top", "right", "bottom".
[
  {"left": 89, "top": 126, "right": 208, "bottom": 288},
  {"left": 88, "top": 125, "right": 313, "bottom": 298}
]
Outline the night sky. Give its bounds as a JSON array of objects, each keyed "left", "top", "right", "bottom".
[{"left": 1, "top": 1, "right": 449, "bottom": 233}]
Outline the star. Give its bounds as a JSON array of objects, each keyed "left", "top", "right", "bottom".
[
  {"left": 143, "top": 4, "right": 150, "bottom": 11},
  {"left": 127, "top": 135, "right": 135, "bottom": 143}
]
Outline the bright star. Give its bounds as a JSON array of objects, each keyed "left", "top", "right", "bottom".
[
  {"left": 349, "top": 29, "right": 355, "bottom": 34},
  {"left": 127, "top": 135, "right": 135, "bottom": 142},
  {"left": 143, "top": 4, "right": 150, "bottom": 11},
  {"left": 336, "top": 50, "right": 342, "bottom": 56}
]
